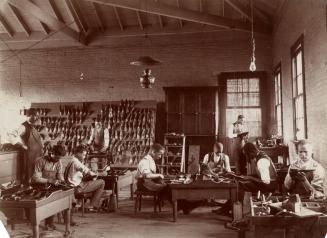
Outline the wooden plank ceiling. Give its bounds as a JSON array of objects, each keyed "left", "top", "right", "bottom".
[{"left": 0, "top": 0, "right": 282, "bottom": 50}]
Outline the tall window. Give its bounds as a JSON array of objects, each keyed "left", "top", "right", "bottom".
[
  {"left": 291, "top": 35, "right": 307, "bottom": 139},
  {"left": 226, "top": 77, "right": 262, "bottom": 137},
  {"left": 274, "top": 64, "right": 283, "bottom": 136}
]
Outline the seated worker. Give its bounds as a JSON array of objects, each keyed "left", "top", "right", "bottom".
[
  {"left": 135, "top": 143, "right": 202, "bottom": 214},
  {"left": 213, "top": 142, "right": 277, "bottom": 215},
  {"left": 88, "top": 119, "right": 107, "bottom": 152},
  {"left": 65, "top": 144, "right": 105, "bottom": 212},
  {"left": 202, "top": 142, "right": 231, "bottom": 176},
  {"left": 284, "top": 140, "right": 325, "bottom": 198},
  {"left": 32, "top": 144, "right": 66, "bottom": 230}
]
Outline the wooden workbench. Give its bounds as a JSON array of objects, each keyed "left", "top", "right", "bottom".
[
  {"left": 0, "top": 188, "right": 74, "bottom": 238},
  {"left": 169, "top": 180, "right": 237, "bottom": 222}
]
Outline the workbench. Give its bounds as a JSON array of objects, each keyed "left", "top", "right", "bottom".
[
  {"left": 0, "top": 188, "right": 74, "bottom": 238},
  {"left": 169, "top": 180, "right": 237, "bottom": 222}
]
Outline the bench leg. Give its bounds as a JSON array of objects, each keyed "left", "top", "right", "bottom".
[
  {"left": 134, "top": 197, "right": 138, "bottom": 214},
  {"left": 138, "top": 195, "right": 142, "bottom": 211},
  {"left": 154, "top": 196, "right": 157, "bottom": 213}
]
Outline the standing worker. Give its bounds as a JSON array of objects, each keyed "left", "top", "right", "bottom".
[
  {"left": 228, "top": 115, "right": 248, "bottom": 175},
  {"left": 16, "top": 108, "right": 43, "bottom": 185}
]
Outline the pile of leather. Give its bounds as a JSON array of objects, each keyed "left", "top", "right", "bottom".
[{"left": 0, "top": 183, "right": 71, "bottom": 201}]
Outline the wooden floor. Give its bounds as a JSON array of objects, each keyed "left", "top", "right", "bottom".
[{"left": 7, "top": 198, "right": 239, "bottom": 238}]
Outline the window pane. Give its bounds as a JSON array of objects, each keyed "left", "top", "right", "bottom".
[
  {"left": 295, "top": 95, "right": 305, "bottom": 139},
  {"left": 278, "top": 74, "right": 282, "bottom": 104},
  {"left": 226, "top": 108, "right": 261, "bottom": 137},
  {"left": 276, "top": 105, "right": 282, "bottom": 136},
  {"left": 227, "top": 79, "right": 238, "bottom": 92},
  {"left": 297, "top": 74, "right": 303, "bottom": 95},
  {"left": 274, "top": 75, "right": 278, "bottom": 105},
  {"left": 296, "top": 51, "right": 302, "bottom": 76},
  {"left": 292, "top": 58, "right": 297, "bottom": 96},
  {"left": 249, "top": 78, "right": 260, "bottom": 92}
]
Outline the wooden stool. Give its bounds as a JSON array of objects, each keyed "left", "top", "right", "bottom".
[
  {"left": 134, "top": 190, "right": 162, "bottom": 214},
  {"left": 75, "top": 192, "right": 93, "bottom": 217}
]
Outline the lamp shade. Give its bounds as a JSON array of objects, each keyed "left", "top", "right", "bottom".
[{"left": 130, "top": 56, "right": 161, "bottom": 66}]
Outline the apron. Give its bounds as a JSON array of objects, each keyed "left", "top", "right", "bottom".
[{"left": 22, "top": 122, "right": 43, "bottom": 184}]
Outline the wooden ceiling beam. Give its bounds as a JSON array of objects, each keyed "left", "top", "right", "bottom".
[
  {"left": 0, "top": 13, "right": 14, "bottom": 37},
  {"left": 225, "top": 0, "right": 270, "bottom": 27},
  {"left": 92, "top": 2, "right": 105, "bottom": 31},
  {"left": 85, "top": 0, "right": 271, "bottom": 34},
  {"left": 154, "top": 0, "right": 163, "bottom": 28},
  {"left": 7, "top": 0, "right": 86, "bottom": 44},
  {"left": 176, "top": 0, "right": 183, "bottom": 28},
  {"left": 39, "top": 21, "right": 50, "bottom": 35},
  {"left": 48, "top": 0, "right": 64, "bottom": 22},
  {"left": 64, "top": 0, "right": 88, "bottom": 33},
  {"left": 136, "top": 11, "right": 144, "bottom": 30},
  {"left": 113, "top": 7, "right": 124, "bottom": 31},
  {"left": 8, "top": 4, "right": 31, "bottom": 37}
]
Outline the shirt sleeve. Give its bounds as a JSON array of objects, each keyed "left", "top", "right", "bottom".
[
  {"left": 56, "top": 161, "right": 64, "bottom": 181},
  {"left": 257, "top": 158, "right": 271, "bottom": 184},
  {"left": 73, "top": 158, "right": 90, "bottom": 174},
  {"left": 224, "top": 155, "right": 231, "bottom": 172},
  {"left": 32, "top": 158, "right": 48, "bottom": 184},
  {"left": 203, "top": 154, "right": 209, "bottom": 164},
  {"left": 138, "top": 159, "right": 151, "bottom": 176},
  {"left": 284, "top": 167, "right": 293, "bottom": 190},
  {"left": 311, "top": 165, "right": 325, "bottom": 195},
  {"left": 228, "top": 124, "right": 236, "bottom": 138}
]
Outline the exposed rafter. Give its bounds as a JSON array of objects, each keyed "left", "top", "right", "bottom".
[
  {"left": 48, "top": 0, "right": 64, "bottom": 22},
  {"left": 64, "top": 0, "right": 88, "bottom": 33},
  {"left": 113, "top": 6, "right": 124, "bottom": 31},
  {"left": 0, "top": 12, "right": 14, "bottom": 37},
  {"left": 8, "top": 4, "right": 31, "bottom": 37},
  {"left": 225, "top": 0, "right": 270, "bottom": 27},
  {"left": 176, "top": 0, "right": 183, "bottom": 28},
  {"left": 92, "top": 2, "right": 105, "bottom": 31},
  {"left": 155, "top": 0, "right": 164, "bottom": 28},
  {"left": 39, "top": 21, "right": 50, "bottom": 35},
  {"left": 136, "top": 11, "right": 144, "bottom": 30},
  {"left": 199, "top": 0, "right": 203, "bottom": 12},
  {"left": 7, "top": 0, "right": 86, "bottom": 44},
  {"left": 85, "top": 0, "right": 271, "bottom": 34}
]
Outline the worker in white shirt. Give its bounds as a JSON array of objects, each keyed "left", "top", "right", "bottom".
[
  {"left": 284, "top": 140, "right": 325, "bottom": 198},
  {"left": 228, "top": 115, "right": 248, "bottom": 175}
]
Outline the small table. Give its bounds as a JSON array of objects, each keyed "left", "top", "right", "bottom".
[
  {"left": 97, "top": 175, "right": 119, "bottom": 208},
  {"left": 169, "top": 180, "right": 237, "bottom": 222},
  {"left": 0, "top": 188, "right": 74, "bottom": 238}
]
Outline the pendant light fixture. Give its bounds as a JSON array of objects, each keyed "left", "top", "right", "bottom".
[
  {"left": 249, "top": 0, "right": 256, "bottom": 72},
  {"left": 129, "top": 0, "right": 161, "bottom": 88}
]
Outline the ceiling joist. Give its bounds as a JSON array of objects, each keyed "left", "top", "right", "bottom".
[
  {"left": 92, "top": 2, "right": 105, "bottom": 31},
  {"left": 176, "top": 0, "right": 183, "bottom": 28},
  {"left": 136, "top": 11, "right": 144, "bottom": 30},
  {"left": 85, "top": 0, "right": 271, "bottom": 34},
  {"left": 0, "top": 13, "right": 14, "bottom": 37},
  {"left": 113, "top": 6, "right": 124, "bottom": 31},
  {"left": 64, "top": 0, "right": 89, "bottom": 33},
  {"left": 7, "top": 0, "right": 86, "bottom": 44},
  {"left": 225, "top": 0, "right": 271, "bottom": 27},
  {"left": 8, "top": 4, "right": 31, "bottom": 37},
  {"left": 48, "top": 0, "right": 64, "bottom": 22}
]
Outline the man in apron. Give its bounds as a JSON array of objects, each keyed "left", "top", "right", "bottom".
[{"left": 17, "top": 108, "right": 43, "bottom": 185}]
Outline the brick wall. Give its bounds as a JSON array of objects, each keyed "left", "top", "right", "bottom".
[
  {"left": 273, "top": 0, "right": 327, "bottom": 167},
  {"left": 0, "top": 30, "right": 273, "bottom": 141}
]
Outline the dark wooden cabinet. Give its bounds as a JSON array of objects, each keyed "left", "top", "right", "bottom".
[{"left": 164, "top": 87, "right": 217, "bottom": 136}]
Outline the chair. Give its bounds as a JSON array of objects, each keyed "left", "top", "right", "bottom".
[
  {"left": 134, "top": 190, "right": 162, "bottom": 214},
  {"left": 75, "top": 192, "right": 93, "bottom": 217}
]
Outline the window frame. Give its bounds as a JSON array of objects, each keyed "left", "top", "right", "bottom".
[
  {"left": 274, "top": 63, "right": 283, "bottom": 136},
  {"left": 291, "top": 34, "right": 307, "bottom": 139},
  {"left": 225, "top": 74, "right": 262, "bottom": 137}
]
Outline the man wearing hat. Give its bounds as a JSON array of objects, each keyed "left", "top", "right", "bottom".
[{"left": 17, "top": 108, "right": 43, "bottom": 185}]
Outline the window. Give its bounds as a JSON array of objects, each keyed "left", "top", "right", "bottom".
[
  {"left": 291, "top": 35, "right": 307, "bottom": 139},
  {"left": 226, "top": 77, "right": 262, "bottom": 137},
  {"left": 274, "top": 64, "right": 283, "bottom": 136}
]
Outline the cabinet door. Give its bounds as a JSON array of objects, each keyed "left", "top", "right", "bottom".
[
  {"left": 182, "top": 92, "right": 198, "bottom": 134},
  {"left": 166, "top": 91, "right": 181, "bottom": 113},
  {"left": 167, "top": 113, "right": 182, "bottom": 133},
  {"left": 198, "top": 91, "right": 216, "bottom": 134}
]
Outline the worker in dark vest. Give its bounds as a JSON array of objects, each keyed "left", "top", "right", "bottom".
[
  {"left": 202, "top": 142, "right": 231, "bottom": 176},
  {"left": 17, "top": 108, "right": 43, "bottom": 185},
  {"left": 241, "top": 142, "right": 278, "bottom": 193},
  {"left": 88, "top": 119, "right": 105, "bottom": 152}
]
